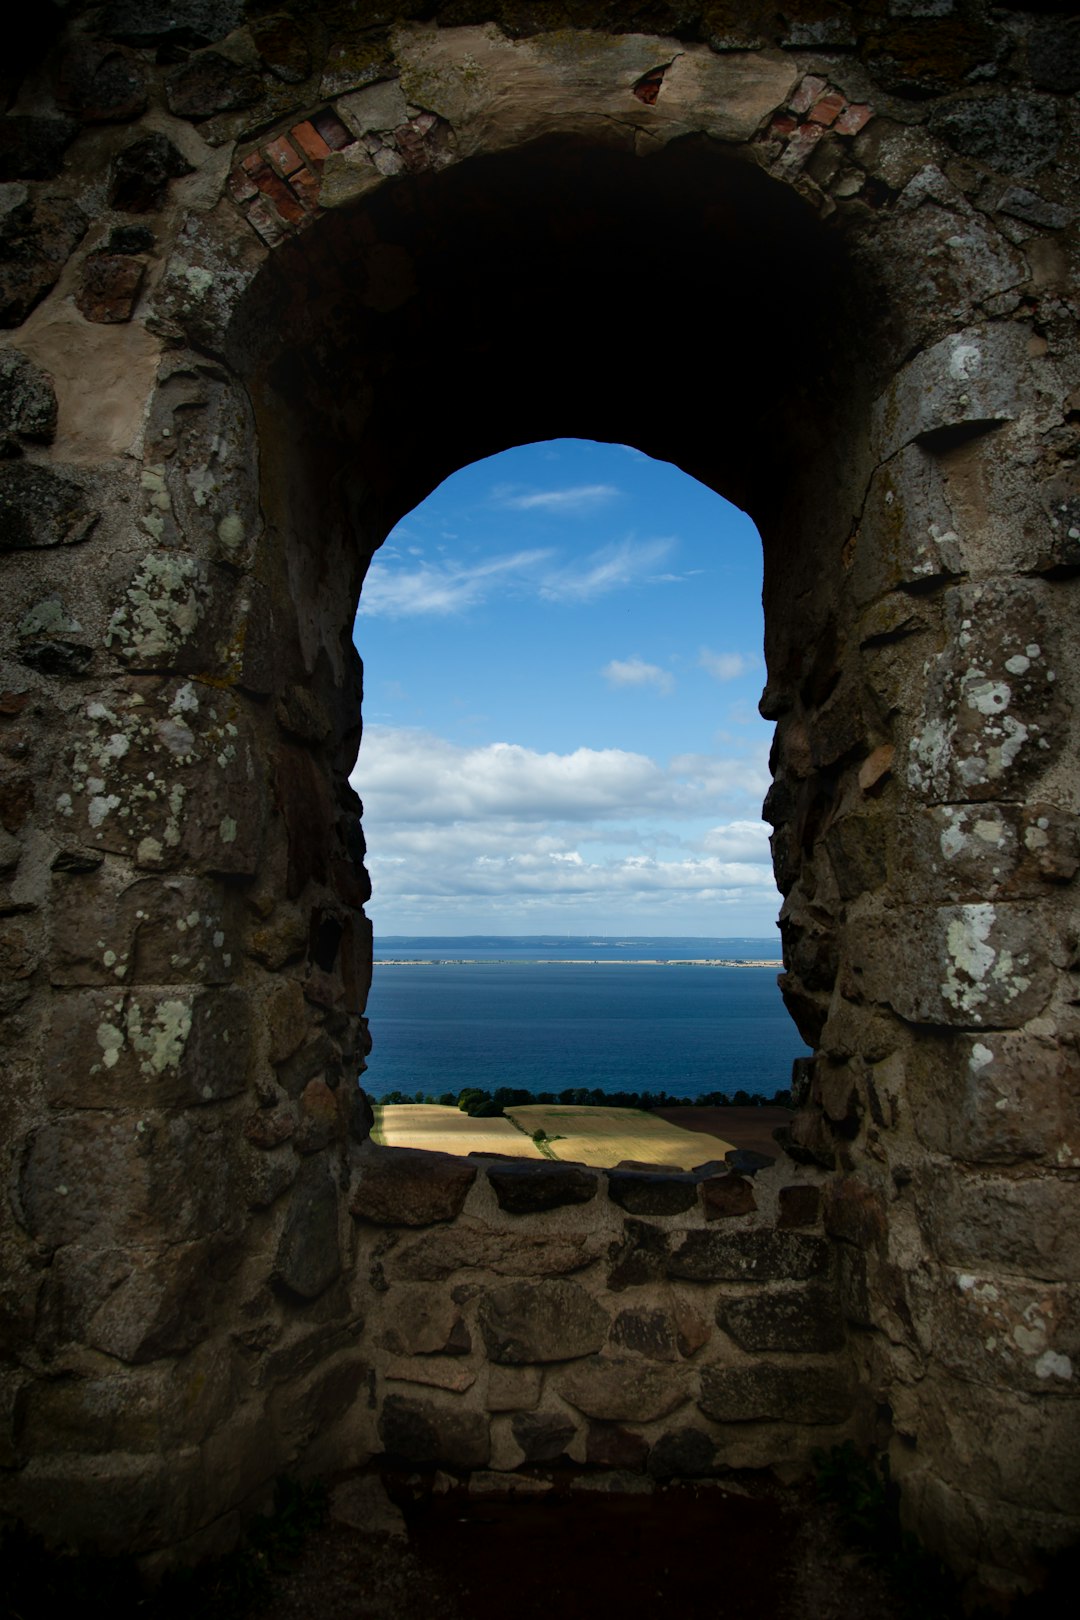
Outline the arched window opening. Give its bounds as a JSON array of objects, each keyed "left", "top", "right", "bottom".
[{"left": 352, "top": 437, "right": 810, "bottom": 1167}]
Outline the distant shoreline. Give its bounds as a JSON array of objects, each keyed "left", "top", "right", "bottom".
[{"left": 373, "top": 958, "right": 783, "bottom": 967}]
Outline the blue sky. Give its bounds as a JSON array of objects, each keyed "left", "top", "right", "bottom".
[{"left": 350, "top": 438, "right": 781, "bottom": 937}]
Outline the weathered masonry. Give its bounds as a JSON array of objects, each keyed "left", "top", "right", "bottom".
[{"left": 1, "top": 1, "right": 1078, "bottom": 1604}]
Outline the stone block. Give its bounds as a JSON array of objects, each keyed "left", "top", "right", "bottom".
[
  {"left": 486, "top": 1160, "right": 599, "bottom": 1215},
  {"left": 822, "top": 1179, "right": 888, "bottom": 1250},
  {"left": 899, "top": 1374, "right": 1080, "bottom": 1519},
  {"left": 905, "top": 581, "right": 1067, "bottom": 805},
  {"left": 0, "top": 117, "right": 77, "bottom": 182},
  {"left": 606, "top": 1169, "right": 697, "bottom": 1216},
  {"left": 910, "top": 1026, "right": 1080, "bottom": 1167},
  {"left": 46, "top": 987, "right": 250, "bottom": 1108},
  {"left": 872, "top": 322, "right": 1053, "bottom": 463},
  {"left": 350, "top": 1146, "right": 477, "bottom": 1226},
  {"left": 41, "top": 1238, "right": 222, "bottom": 1363},
  {"left": 378, "top": 1394, "right": 489, "bottom": 1470},
  {"left": 585, "top": 1421, "right": 649, "bottom": 1471},
  {"left": 0, "top": 463, "right": 96, "bottom": 550},
  {"left": 666, "top": 1228, "right": 832, "bottom": 1284},
  {"left": 698, "top": 1362, "right": 851, "bottom": 1425},
  {"left": 716, "top": 1286, "right": 845, "bottom": 1354},
  {"left": 385, "top": 1357, "right": 476, "bottom": 1394},
  {"left": 380, "top": 1289, "right": 470, "bottom": 1357},
  {"left": 0, "top": 348, "right": 57, "bottom": 450},
  {"left": 20, "top": 1369, "right": 166, "bottom": 1455},
  {"left": 0, "top": 193, "right": 87, "bottom": 328},
  {"left": 273, "top": 1158, "right": 342, "bottom": 1301},
  {"left": 109, "top": 133, "right": 193, "bottom": 212},
  {"left": 486, "top": 1365, "right": 542, "bottom": 1413},
  {"left": 18, "top": 1112, "right": 235, "bottom": 1253},
  {"left": 647, "top": 1426, "right": 717, "bottom": 1480},
  {"left": 392, "top": 1222, "right": 598, "bottom": 1282},
  {"left": 606, "top": 1219, "right": 670, "bottom": 1290},
  {"left": 477, "top": 1280, "right": 609, "bottom": 1365},
  {"left": 166, "top": 51, "right": 261, "bottom": 119},
  {"left": 610, "top": 1306, "right": 680, "bottom": 1362},
  {"left": 75, "top": 252, "right": 146, "bottom": 323},
  {"left": 919, "top": 1165, "right": 1080, "bottom": 1282},
  {"left": 700, "top": 1174, "right": 756, "bottom": 1220},
  {"left": 914, "top": 1268, "right": 1080, "bottom": 1397},
  {"left": 511, "top": 1410, "right": 576, "bottom": 1463},
  {"left": 557, "top": 1355, "right": 689, "bottom": 1423},
  {"left": 56, "top": 40, "right": 148, "bottom": 122},
  {"left": 777, "top": 1185, "right": 822, "bottom": 1229},
  {"left": 852, "top": 901, "right": 1055, "bottom": 1030}
]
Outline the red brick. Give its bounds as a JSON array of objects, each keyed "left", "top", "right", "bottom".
[
  {"left": 291, "top": 120, "right": 331, "bottom": 165},
  {"left": 807, "top": 91, "right": 846, "bottom": 127},
  {"left": 789, "top": 74, "right": 827, "bottom": 115},
  {"left": 229, "top": 167, "right": 259, "bottom": 204},
  {"left": 770, "top": 113, "right": 799, "bottom": 137},
  {"left": 242, "top": 151, "right": 270, "bottom": 178},
  {"left": 311, "top": 108, "right": 351, "bottom": 150},
  {"left": 835, "top": 102, "right": 872, "bottom": 136},
  {"left": 249, "top": 168, "right": 305, "bottom": 224},
  {"left": 264, "top": 135, "right": 303, "bottom": 177},
  {"left": 245, "top": 196, "right": 289, "bottom": 247},
  {"left": 289, "top": 166, "right": 321, "bottom": 213}
]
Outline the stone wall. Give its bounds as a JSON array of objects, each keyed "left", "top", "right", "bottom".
[
  {"left": 1, "top": 2, "right": 1078, "bottom": 1605},
  {"left": 350, "top": 1145, "right": 854, "bottom": 1479}
]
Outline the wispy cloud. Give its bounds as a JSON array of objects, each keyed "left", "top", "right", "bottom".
[
  {"left": 602, "top": 655, "right": 675, "bottom": 695},
  {"left": 358, "top": 549, "right": 551, "bottom": 618},
  {"left": 493, "top": 483, "right": 620, "bottom": 514},
  {"left": 540, "top": 537, "right": 675, "bottom": 603},
  {"left": 699, "top": 647, "right": 757, "bottom": 681},
  {"left": 359, "top": 536, "right": 677, "bottom": 617}
]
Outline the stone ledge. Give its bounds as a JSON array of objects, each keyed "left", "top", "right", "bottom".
[{"left": 349, "top": 1144, "right": 477, "bottom": 1227}]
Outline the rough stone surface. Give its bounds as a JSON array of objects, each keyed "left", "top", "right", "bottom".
[
  {"left": 667, "top": 1229, "right": 833, "bottom": 1284},
  {"left": 698, "top": 1363, "right": 852, "bottom": 1426},
  {"left": 477, "top": 1280, "right": 609, "bottom": 1365},
  {"left": 606, "top": 1169, "right": 698, "bottom": 1216},
  {"left": 0, "top": 348, "right": 57, "bottom": 450},
  {"left": 392, "top": 1223, "right": 598, "bottom": 1282},
  {"left": 110, "top": 134, "right": 194, "bottom": 213},
  {"left": 0, "top": 193, "right": 87, "bottom": 326},
  {"left": 378, "top": 1394, "right": 489, "bottom": 1470},
  {"left": 511, "top": 1410, "right": 576, "bottom": 1463},
  {"left": 1, "top": 8, "right": 1078, "bottom": 1599},
  {"left": 716, "top": 1286, "right": 845, "bottom": 1353},
  {"left": 557, "top": 1355, "right": 690, "bottom": 1423},
  {"left": 75, "top": 252, "right": 146, "bottom": 324},
  {"left": 273, "top": 1159, "right": 341, "bottom": 1301},
  {"left": 486, "top": 1160, "right": 598, "bottom": 1214},
  {"left": 701, "top": 1173, "right": 757, "bottom": 1219},
  {"left": 350, "top": 1146, "right": 477, "bottom": 1227}
]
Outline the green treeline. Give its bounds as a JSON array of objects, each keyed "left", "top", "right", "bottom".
[{"left": 372, "top": 1086, "right": 793, "bottom": 1117}]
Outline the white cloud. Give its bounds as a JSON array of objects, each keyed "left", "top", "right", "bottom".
[
  {"left": 358, "top": 536, "right": 678, "bottom": 618},
  {"left": 539, "top": 537, "right": 674, "bottom": 603},
  {"left": 602, "top": 655, "right": 675, "bottom": 695},
  {"left": 699, "top": 647, "right": 757, "bottom": 681},
  {"left": 349, "top": 725, "right": 778, "bottom": 929},
  {"left": 358, "top": 549, "right": 551, "bottom": 618},
  {"left": 493, "top": 483, "right": 619, "bottom": 513}
]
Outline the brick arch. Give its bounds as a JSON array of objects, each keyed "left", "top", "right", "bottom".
[{"left": 2, "top": 12, "right": 1077, "bottom": 1604}]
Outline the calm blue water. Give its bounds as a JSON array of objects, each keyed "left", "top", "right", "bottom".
[{"left": 363, "top": 937, "right": 808, "bottom": 1100}]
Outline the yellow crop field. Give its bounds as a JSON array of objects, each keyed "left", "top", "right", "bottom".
[
  {"left": 372, "top": 1103, "right": 546, "bottom": 1158},
  {"left": 504, "top": 1105, "right": 734, "bottom": 1170}
]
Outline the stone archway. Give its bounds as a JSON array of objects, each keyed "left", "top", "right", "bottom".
[{"left": 2, "top": 9, "right": 1077, "bottom": 1603}]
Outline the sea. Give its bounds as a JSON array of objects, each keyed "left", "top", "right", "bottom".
[{"left": 361, "top": 936, "right": 809, "bottom": 1101}]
